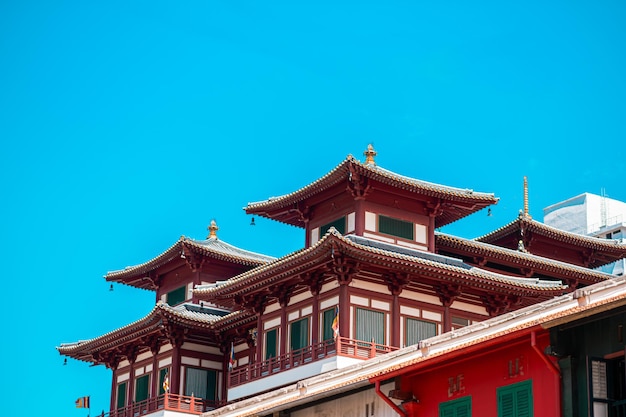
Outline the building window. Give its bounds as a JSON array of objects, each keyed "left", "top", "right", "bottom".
[
  {"left": 405, "top": 318, "right": 437, "bottom": 346},
  {"left": 497, "top": 380, "right": 533, "bottom": 417},
  {"left": 185, "top": 367, "right": 217, "bottom": 401},
  {"left": 356, "top": 307, "right": 385, "bottom": 345},
  {"left": 265, "top": 328, "right": 278, "bottom": 360},
  {"left": 116, "top": 382, "right": 127, "bottom": 410},
  {"left": 379, "top": 215, "right": 414, "bottom": 240},
  {"left": 135, "top": 374, "right": 150, "bottom": 402},
  {"left": 439, "top": 396, "right": 471, "bottom": 417},
  {"left": 321, "top": 217, "right": 346, "bottom": 235},
  {"left": 167, "top": 286, "right": 186, "bottom": 306},
  {"left": 322, "top": 308, "right": 336, "bottom": 342},
  {"left": 452, "top": 316, "right": 470, "bottom": 329},
  {"left": 290, "top": 317, "right": 309, "bottom": 351},
  {"left": 158, "top": 367, "right": 169, "bottom": 395}
]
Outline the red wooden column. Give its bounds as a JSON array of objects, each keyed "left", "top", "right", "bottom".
[
  {"left": 149, "top": 338, "right": 160, "bottom": 399},
  {"left": 305, "top": 272, "right": 323, "bottom": 347},
  {"left": 166, "top": 328, "right": 185, "bottom": 395},
  {"left": 332, "top": 252, "right": 356, "bottom": 341},
  {"left": 386, "top": 273, "right": 408, "bottom": 348},
  {"left": 437, "top": 284, "right": 460, "bottom": 333},
  {"left": 108, "top": 356, "right": 121, "bottom": 413},
  {"left": 278, "top": 289, "right": 291, "bottom": 361},
  {"left": 126, "top": 347, "right": 138, "bottom": 409}
]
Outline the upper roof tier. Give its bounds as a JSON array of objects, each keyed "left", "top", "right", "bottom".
[
  {"left": 245, "top": 147, "right": 498, "bottom": 229},
  {"left": 476, "top": 212, "right": 626, "bottom": 268},
  {"left": 106, "top": 221, "right": 276, "bottom": 290}
]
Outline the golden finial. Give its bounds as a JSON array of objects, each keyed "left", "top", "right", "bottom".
[
  {"left": 364, "top": 144, "right": 377, "bottom": 166},
  {"left": 523, "top": 176, "right": 531, "bottom": 219},
  {"left": 207, "top": 219, "right": 219, "bottom": 239}
]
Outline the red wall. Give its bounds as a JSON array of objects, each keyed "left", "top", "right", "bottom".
[{"left": 401, "top": 331, "right": 560, "bottom": 417}]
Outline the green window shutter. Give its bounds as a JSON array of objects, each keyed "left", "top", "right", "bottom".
[
  {"left": 356, "top": 308, "right": 384, "bottom": 345},
  {"left": 439, "top": 396, "right": 471, "bottom": 417},
  {"left": 498, "top": 380, "right": 533, "bottom": 417},
  {"left": 406, "top": 318, "right": 437, "bottom": 346},
  {"left": 322, "top": 308, "right": 335, "bottom": 341},
  {"left": 185, "top": 368, "right": 217, "bottom": 400},
  {"left": 135, "top": 374, "right": 150, "bottom": 402},
  {"left": 265, "top": 328, "right": 277, "bottom": 359},
  {"left": 320, "top": 217, "right": 346, "bottom": 235},
  {"left": 116, "top": 382, "right": 127, "bottom": 409},
  {"left": 167, "top": 286, "right": 186, "bottom": 306},
  {"left": 379, "top": 215, "right": 414, "bottom": 240},
  {"left": 290, "top": 318, "right": 309, "bottom": 351},
  {"left": 158, "top": 368, "right": 168, "bottom": 395}
]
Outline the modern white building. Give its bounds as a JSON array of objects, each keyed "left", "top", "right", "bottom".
[{"left": 544, "top": 192, "right": 626, "bottom": 275}]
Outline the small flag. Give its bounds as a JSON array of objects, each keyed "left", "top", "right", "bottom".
[
  {"left": 331, "top": 305, "right": 340, "bottom": 340},
  {"left": 162, "top": 371, "right": 169, "bottom": 393},
  {"left": 229, "top": 342, "right": 236, "bottom": 371},
  {"left": 75, "top": 396, "right": 90, "bottom": 408}
]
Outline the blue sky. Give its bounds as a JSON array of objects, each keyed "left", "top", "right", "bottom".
[{"left": 1, "top": 1, "right": 625, "bottom": 415}]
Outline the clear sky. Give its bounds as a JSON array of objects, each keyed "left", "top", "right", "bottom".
[{"left": 1, "top": 1, "right": 625, "bottom": 416}]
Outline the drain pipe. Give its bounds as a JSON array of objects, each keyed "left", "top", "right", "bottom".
[
  {"left": 530, "top": 331, "right": 560, "bottom": 376},
  {"left": 375, "top": 380, "right": 408, "bottom": 417}
]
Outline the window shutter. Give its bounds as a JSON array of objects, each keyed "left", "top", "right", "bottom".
[
  {"left": 135, "top": 374, "right": 150, "bottom": 402},
  {"left": 116, "top": 382, "right": 127, "bottom": 409},
  {"left": 320, "top": 217, "right": 346, "bottom": 235},
  {"left": 322, "top": 309, "right": 335, "bottom": 341},
  {"left": 406, "top": 318, "right": 437, "bottom": 346},
  {"left": 379, "top": 215, "right": 414, "bottom": 240},
  {"left": 439, "top": 396, "right": 471, "bottom": 417},
  {"left": 498, "top": 380, "right": 533, "bottom": 417},
  {"left": 356, "top": 308, "right": 384, "bottom": 345},
  {"left": 265, "top": 328, "right": 277, "bottom": 359}
]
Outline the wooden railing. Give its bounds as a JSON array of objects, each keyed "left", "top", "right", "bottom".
[
  {"left": 229, "top": 337, "right": 398, "bottom": 388},
  {"left": 103, "top": 393, "right": 224, "bottom": 417}
]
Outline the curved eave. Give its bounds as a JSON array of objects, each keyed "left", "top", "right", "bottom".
[
  {"left": 57, "top": 303, "right": 226, "bottom": 362},
  {"left": 436, "top": 233, "right": 614, "bottom": 284},
  {"left": 196, "top": 230, "right": 566, "bottom": 303},
  {"left": 245, "top": 156, "right": 498, "bottom": 228},
  {"left": 105, "top": 237, "right": 275, "bottom": 289},
  {"left": 476, "top": 216, "right": 626, "bottom": 266}
]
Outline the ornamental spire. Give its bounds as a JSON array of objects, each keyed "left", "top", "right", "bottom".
[
  {"left": 207, "top": 219, "right": 219, "bottom": 239},
  {"left": 523, "top": 176, "right": 532, "bottom": 219},
  {"left": 364, "top": 144, "right": 377, "bottom": 166}
]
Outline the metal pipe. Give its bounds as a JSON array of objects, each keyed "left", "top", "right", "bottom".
[
  {"left": 530, "top": 331, "right": 560, "bottom": 376},
  {"left": 375, "top": 380, "right": 408, "bottom": 417}
]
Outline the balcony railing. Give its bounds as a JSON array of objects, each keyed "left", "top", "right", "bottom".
[
  {"left": 229, "top": 337, "right": 398, "bottom": 388},
  {"left": 102, "top": 393, "right": 224, "bottom": 417}
]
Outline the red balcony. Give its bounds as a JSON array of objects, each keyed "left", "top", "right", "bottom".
[
  {"left": 103, "top": 393, "right": 224, "bottom": 417},
  {"left": 229, "top": 337, "right": 398, "bottom": 388}
]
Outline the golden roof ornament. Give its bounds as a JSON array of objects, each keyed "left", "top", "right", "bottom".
[
  {"left": 523, "top": 176, "right": 532, "bottom": 219},
  {"left": 364, "top": 144, "right": 377, "bottom": 166},
  {"left": 207, "top": 219, "right": 219, "bottom": 239}
]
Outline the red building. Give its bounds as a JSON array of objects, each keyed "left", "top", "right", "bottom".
[{"left": 58, "top": 145, "right": 626, "bottom": 417}]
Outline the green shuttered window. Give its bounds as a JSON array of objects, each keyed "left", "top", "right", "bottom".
[
  {"left": 265, "top": 328, "right": 278, "bottom": 359},
  {"left": 322, "top": 308, "right": 336, "bottom": 342},
  {"left": 135, "top": 374, "right": 150, "bottom": 402},
  {"left": 116, "top": 382, "right": 127, "bottom": 409},
  {"left": 405, "top": 318, "right": 437, "bottom": 346},
  {"left": 439, "top": 396, "right": 471, "bottom": 417},
  {"left": 379, "top": 215, "right": 414, "bottom": 240},
  {"left": 498, "top": 380, "right": 533, "bottom": 417},
  {"left": 185, "top": 367, "right": 217, "bottom": 401},
  {"left": 167, "top": 286, "right": 186, "bottom": 306},
  {"left": 321, "top": 217, "right": 346, "bottom": 235},
  {"left": 290, "top": 318, "right": 309, "bottom": 351},
  {"left": 356, "top": 308, "right": 384, "bottom": 345}
]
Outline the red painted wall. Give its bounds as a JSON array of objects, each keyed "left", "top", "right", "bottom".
[{"left": 401, "top": 331, "right": 559, "bottom": 416}]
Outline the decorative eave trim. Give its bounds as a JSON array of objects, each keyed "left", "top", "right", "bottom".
[{"left": 436, "top": 232, "right": 614, "bottom": 283}]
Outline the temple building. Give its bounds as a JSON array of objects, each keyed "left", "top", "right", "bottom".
[{"left": 58, "top": 145, "right": 626, "bottom": 417}]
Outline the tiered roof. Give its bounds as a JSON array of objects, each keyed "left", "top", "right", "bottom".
[
  {"left": 195, "top": 228, "right": 566, "bottom": 311},
  {"left": 476, "top": 212, "right": 626, "bottom": 268},
  {"left": 57, "top": 302, "right": 254, "bottom": 365},
  {"left": 105, "top": 230, "right": 276, "bottom": 290},
  {"left": 245, "top": 153, "right": 498, "bottom": 228}
]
